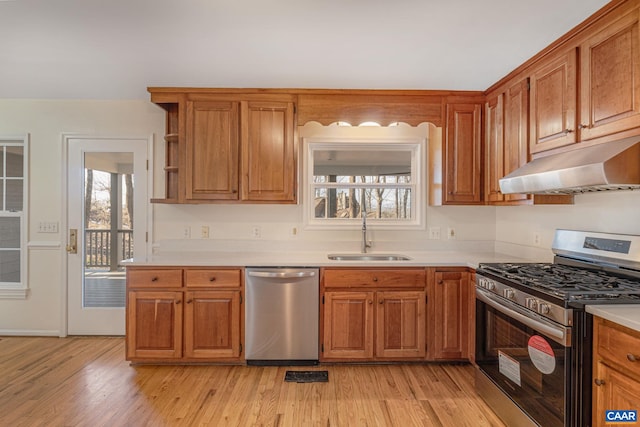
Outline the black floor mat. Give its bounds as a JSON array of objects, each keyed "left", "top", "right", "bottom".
[{"left": 284, "top": 370, "right": 329, "bottom": 383}]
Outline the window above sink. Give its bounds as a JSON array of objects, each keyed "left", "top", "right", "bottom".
[{"left": 303, "top": 135, "right": 424, "bottom": 230}]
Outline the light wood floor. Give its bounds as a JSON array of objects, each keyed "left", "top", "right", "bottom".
[{"left": 0, "top": 336, "right": 506, "bottom": 426}]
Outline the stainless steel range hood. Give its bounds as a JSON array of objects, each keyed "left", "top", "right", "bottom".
[{"left": 499, "top": 136, "right": 640, "bottom": 195}]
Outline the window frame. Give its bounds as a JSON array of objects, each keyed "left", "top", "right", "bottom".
[
  {"left": 302, "top": 137, "right": 425, "bottom": 230},
  {"left": 0, "top": 135, "right": 29, "bottom": 299}
]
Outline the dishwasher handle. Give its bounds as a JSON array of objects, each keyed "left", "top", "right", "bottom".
[{"left": 248, "top": 270, "right": 317, "bottom": 279}]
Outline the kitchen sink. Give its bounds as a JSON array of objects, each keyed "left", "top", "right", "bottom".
[{"left": 327, "top": 253, "right": 412, "bottom": 261}]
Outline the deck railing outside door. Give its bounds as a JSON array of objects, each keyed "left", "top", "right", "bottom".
[{"left": 85, "top": 229, "right": 133, "bottom": 269}]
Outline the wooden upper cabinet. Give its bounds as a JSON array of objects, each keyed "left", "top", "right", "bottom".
[
  {"left": 241, "top": 101, "right": 296, "bottom": 202},
  {"left": 529, "top": 49, "right": 578, "bottom": 154},
  {"left": 579, "top": 7, "right": 640, "bottom": 141},
  {"left": 186, "top": 101, "right": 240, "bottom": 200},
  {"left": 503, "top": 78, "right": 530, "bottom": 203},
  {"left": 444, "top": 103, "right": 482, "bottom": 204},
  {"left": 484, "top": 92, "right": 504, "bottom": 203}
]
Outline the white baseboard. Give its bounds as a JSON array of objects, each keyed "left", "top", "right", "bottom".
[{"left": 0, "top": 329, "right": 62, "bottom": 337}]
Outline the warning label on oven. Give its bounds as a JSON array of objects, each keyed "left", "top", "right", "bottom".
[
  {"left": 498, "top": 350, "right": 521, "bottom": 386},
  {"left": 528, "top": 335, "right": 556, "bottom": 374}
]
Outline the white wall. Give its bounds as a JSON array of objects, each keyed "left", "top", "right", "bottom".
[{"left": 495, "top": 191, "right": 640, "bottom": 261}]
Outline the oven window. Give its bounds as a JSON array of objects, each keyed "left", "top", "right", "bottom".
[{"left": 476, "top": 302, "right": 568, "bottom": 427}]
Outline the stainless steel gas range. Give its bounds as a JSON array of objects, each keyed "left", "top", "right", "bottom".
[{"left": 475, "top": 229, "right": 640, "bottom": 427}]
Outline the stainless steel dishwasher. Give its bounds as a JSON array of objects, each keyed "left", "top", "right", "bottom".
[{"left": 245, "top": 267, "right": 319, "bottom": 365}]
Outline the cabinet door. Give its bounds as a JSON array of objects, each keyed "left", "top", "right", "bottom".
[
  {"left": 593, "top": 362, "right": 640, "bottom": 427},
  {"left": 444, "top": 103, "right": 482, "bottom": 204},
  {"left": 503, "top": 78, "right": 530, "bottom": 202},
  {"left": 322, "top": 291, "right": 374, "bottom": 360},
  {"left": 430, "top": 270, "right": 472, "bottom": 360},
  {"left": 126, "top": 290, "right": 183, "bottom": 359},
  {"left": 579, "top": 9, "right": 640, "bottom": 141},
  {"left": 375, "top": 291, "right": 426, "bottom": 359},
  {"left": 186, "top": 101, "right": 240, "bottom": 200},
  {"left": 485, "top": 93, "right": 504, "bottom": 203},
  {"left": 529, "top": 49, "right": 577, "bottom": 154},
  {"left": 241, "top": 101, "right": 296, "bottom": 202},
  {"left": 184, "top": 290, "right": 241, "bottom": 359}
]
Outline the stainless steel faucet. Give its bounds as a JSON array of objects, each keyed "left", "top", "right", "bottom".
[{"left": 361, "top": 209, "right": 372, "bottom": 253}]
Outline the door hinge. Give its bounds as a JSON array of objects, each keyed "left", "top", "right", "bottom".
[
  {"left": 321, "top": 343, "right": 324, "bottom": 353},
  {"left": 239, "top": 343, "right": 243, "bottom": 354},
  {"left": 146, "top": 159, "right": 149, "bottom": 170},
  {"left": 425, "top": 294, "right": 428, "bottom": 304},
  {"left": 145, "top": 231, "right": 148, "bottom": 243},
  {"left": 322, "top": 295, "right": 325, "bottom": 304},
  {"left": 240, "top": 294, "right": 243, "bottom": 304},
  {"left": 293, "top": 104, "right": 297, "bottom": 115}
]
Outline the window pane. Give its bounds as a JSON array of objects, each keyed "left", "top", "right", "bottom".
[
  {"left": 313, "top": 149, "right": 411, "bottom": 176},
  {"left": 0, "top": 217, "right": 20, "bottom": 248},
  {"left": 0, "top": 179, "right": 3, "bottom": 211},
  {"left": 6, "top": 179, "right": 23, "bottom": 211},
  {"left": 314, "top": 187, "right": 412, "bottom": 219},
  {"left": 6, "top": 146, "right": 23, "bottom": 177},
  {"left": 0, "top": 250, "right": 20, "bottom": 282},
  {"left": 0, "top": 148, "right": 4, "bottom": 176}
]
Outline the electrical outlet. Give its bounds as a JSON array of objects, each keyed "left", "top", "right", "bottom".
[
  {"left": 428, "top": 227, "right": 441, "bottom": 240},
  {"left": 251, "top": 226, "right": 262, "bottom": 239},
  {"left": 38, "top": 221, "right": 59, "bottom": 233},
  {"left": 201, "top": 226, "right": 210, "bottom": 239},
  {"left": 182, "top": 226, "right": 191, "bottom": 239},
  {"left": 290, "top": 227, "right": 298, "bottom": 238},
  {"left": 534, "top": 232, "right": 541, "bottom": 246},
  {"left": 447, "top": 227, "right": 456, "bottom": 239}
]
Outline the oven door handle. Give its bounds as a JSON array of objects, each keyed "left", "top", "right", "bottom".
[{"left": 476, "top": 288, "right": 571, "bottom": 347}]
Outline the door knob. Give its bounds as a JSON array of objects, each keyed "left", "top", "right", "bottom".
[{"left": 66, "top": 229, "right": 78, "bottom": 254}]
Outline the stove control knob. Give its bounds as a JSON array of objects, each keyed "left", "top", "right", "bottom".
[
  {"left": 538, "top": 303, "right": 551, "bottom": 315},
  {"left": 526, "top": 298, "right": 539, "bottom": 311},
  {"left": 503, "top": 288, "right": 515, "bottom": 300},
  {"left": 486, "top": 280, "right": 496, "bottom": 291}
]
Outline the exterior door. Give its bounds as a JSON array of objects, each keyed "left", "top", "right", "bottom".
[{"left": 66, "top": 137, "right": 149, "bottom": 335}]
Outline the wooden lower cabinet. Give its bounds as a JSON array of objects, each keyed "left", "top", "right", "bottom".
[
  {"left": 321, "top": 268, "right": 427, "bottom": 362},
  {"left": 126, "top": 267, "right": 243, "bottom": 363},
  {"left": 127, "top": 290, "right": 183, "bottom": 359},
  {"left": 427, "top": 267, "right": 473, "bottom": 360},
  {"left": 592, "top": 317, "right": 640, "bottom": 427}
]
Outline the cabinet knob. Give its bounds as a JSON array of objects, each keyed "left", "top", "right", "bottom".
[
  {"left": 379, "top": 299, "right": 384, "bottom": 305},
  {"left": 175, "top": 299, "right": 182, "bottom": 305},
  {"left": 564, "top": 128, "right": 574, "bottom": 134},
  {"left": 151, "top": 276, "right": 158, "bottom": 282},
  {"left": 627, "top": 353, "right": 638, "bottom": 362},
  {"left": 438, "top": 280, "right": 444, "bottom": 285},
  {"left": 578, "top": 124, "right": 589, "bottom": 130},
  {"left": 372, "top": 277, "right": 378, "bottom": 282},
  {"left": 186, "top": 299, "right": 193, "bottom": 304},
  {"left": 594, "top": 378, "right": 605, "bottom": 386},
  {"left": 209, "top": 277, "right": 216, "bottom": 282},
  {"left": 368, "top": 300, "right": 373, "bottom": 305}
]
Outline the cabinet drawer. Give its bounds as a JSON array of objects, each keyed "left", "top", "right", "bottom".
[
  {"left": 127, "top": 269, "right": 183, "bottom": 288},
  {"left": 323, "top": 268, "right": 426, "bottom": 288},
  {"left": 596, "top": 318, "right": 640, "bottom": 377},
  {"left": 185, "top": 269, "right": 241, "bottom": 287}
]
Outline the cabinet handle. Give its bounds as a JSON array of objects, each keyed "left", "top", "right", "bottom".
[
  {"left": 372, "top": 277, "right": 378, "bottom": 282},
  {"left": 379, "top": 299, "right": 384, "bottom": 304},
  {"left": 594, "top": 378, "right": 605, "bottom": 386},
  {"left": 627, "top": 353, "right": 638, "bottom": 362},
  {"left": 438, "top": 280, "right": 444, "bottom": 285},
  {"left": 578, "top": 124, "right": 590, "bottom": 130},
  {"left": 186, "top": 299, "right": 193, "bottom": 304},
  {"left": 368, "top": 300, "right": 373, "bottom": 305},
  {"left": 209, "top": 277, "right": 216, "bottom": 282},
  {"left": 151, "top": 276, "right": 158, "bottom": 282},
  {"left": 564, "top": 128, "right": 574, "bottom": 134},
  {"left": 175, "top": 300, "right": 182, "bottom": 305}
]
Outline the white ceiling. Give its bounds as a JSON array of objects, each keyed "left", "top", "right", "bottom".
[{"left": 0, "top": 0, "right": 610, "bottom": 99}]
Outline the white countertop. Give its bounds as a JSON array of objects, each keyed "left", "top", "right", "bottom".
[
  {"left": 124, "top": 249, "right": 528, "bottom": 269},
  {"left": 586, "top": 305, "right": 640, "bottom": 333}
]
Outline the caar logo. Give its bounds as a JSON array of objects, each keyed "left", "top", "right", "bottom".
[{"left": 606, "top": 410, "right": 637, "bottom": 423}]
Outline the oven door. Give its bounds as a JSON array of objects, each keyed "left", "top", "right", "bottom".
[{"left": 475, "top": 288, "right": 571, "bottom": 427}]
